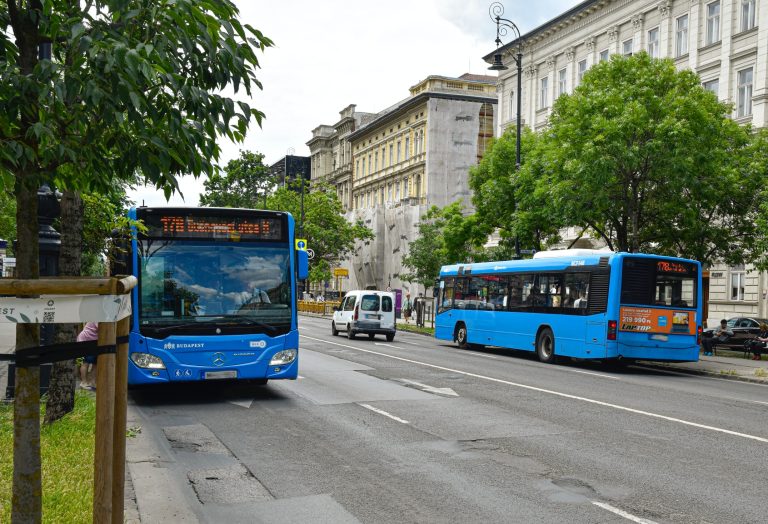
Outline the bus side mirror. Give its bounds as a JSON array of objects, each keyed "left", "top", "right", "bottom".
[
  {"left": 433, "top": 287, "right": 439, "bottom": 298},
  {"left": 297, "top": 250, "right": 309, "bottom": 280}
]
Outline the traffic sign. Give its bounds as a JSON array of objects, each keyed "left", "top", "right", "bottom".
[
  {"left": 306, "top": 248, "right": 315, "bottom": 259},
  {"left": 295, "top": 238, "right": 307, "bottom": 251},
  {"left": 333, "top": 268, "right": 349, "bottom": 277}
]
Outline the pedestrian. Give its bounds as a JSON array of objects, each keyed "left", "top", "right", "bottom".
[
  {"left": 402, "top": 292, "right": 412, "bottom": 324},
  {"left": 77, "top": 322, "right": 98, "bottom": 390},
  {"left": 701, "top": 319, "right": 732, "bottom": 356},
  {"left": 749, "top": 323, "right": 768, "bottom": 360},
  {"left": 415, "top": 292, "right": 426, "bottom": 327}
]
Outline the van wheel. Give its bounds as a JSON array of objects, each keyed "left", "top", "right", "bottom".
[
  {"left": 386, "top": 333, "right": 395, "bottom": 342},
  {"left": 455, "top": 323, "right": 468, "bottom": 349},
  {"left": 331, "top": 322, "right": 339, "bottom": 336},
  {"left": 347, "top": 328, "right": 355, "bottom": 340},
  {"left": 368, "top": 333, "right": 375, "bottom": 340},
  {"left": 536, "top": 328, "right": 556, "bottom": 363}
]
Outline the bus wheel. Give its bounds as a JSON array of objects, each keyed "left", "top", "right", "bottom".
[
  {"left": 536, "top": 328, "right": 556, "bottom": 363},
  {"left": 331, "top": 322, "right": 339, "bottom": 336},
  {"left": 455, "top": 323, "right": 468, "bottom": 349}
]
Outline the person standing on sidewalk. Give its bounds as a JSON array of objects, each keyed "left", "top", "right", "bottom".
[
  {"left": 402, "top": 293, "right": 412, "bottom": 324},
  {"left": 77, "top": 322, "right": 98, "bottom": 390}
]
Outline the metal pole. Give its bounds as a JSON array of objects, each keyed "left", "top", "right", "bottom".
[{"left": 515, "top": 52, "right": 522, "bottom": 170}]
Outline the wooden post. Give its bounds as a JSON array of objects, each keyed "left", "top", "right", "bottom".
[
  {"left": 93, "top": 322, "right": 117, "bottom": 523},
  {"left": 111, "top": 316, "right": 130, "bottom": 524}
]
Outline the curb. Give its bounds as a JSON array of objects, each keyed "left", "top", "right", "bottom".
[{"left": 633, "top": 361, "right": 768, "bottom": 385}]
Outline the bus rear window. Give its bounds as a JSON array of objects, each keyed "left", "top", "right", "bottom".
[
  {"left": 360, "top": 295, "right": 380, "bottom": 311},
  {"left": 621, "top": 258, "right": 697, "bottom": 308}
]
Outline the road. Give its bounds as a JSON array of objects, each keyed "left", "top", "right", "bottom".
[{"left": 128, "top": 315, "right": 768, "bottom": 524}]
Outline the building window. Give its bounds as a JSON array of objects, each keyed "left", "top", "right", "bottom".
[
  {"left": 362, "top": 157, "right": 366, "bottom": 176},
  {"left": 599, "top": 49, "right": 609, "bottom": 62},
  {"left": 622, "top": 39, "right": 633, "bottom": 56},
  {"left": 415, "top": 175, "right": 421, "bottom": 198},
  {"left": 402, "top": 177, "right": 408, "bottom": 198},
  {"left": 379, "top": 187, "right": 384, "bottom": 205},
  {"left": 354, "top": 195, "right": 359, "bottom": 209},
  {"left": 706, "top": 1, "right": 721, "bottom": 45},
  {"left": 388, "top": 183, "right": 393, "bottom": 202},
  {"left": 509, "top": 90, "right": 515, "bottom": 120},
  {"left": 382, "top": 147, "right": 386, "bottom": 167},
  {"left": 374, "top": 151, "right": 378, "bottom": 172},
  {"left": 395, "top": 181, "right": 400, "bottom": 200},
  {"left": 737, "top": 67, "right": 753, "bottom": 118},
  {"left": 539, "top": 77, "right": 548, "bottom": 109},
  {"left": 703, "top": 78, "right": 719, "bottom": 97},
  {"left": 405, "top": 137, "right": 410, "bottom": 159},
  {"left": 477, "top": 103, "right": 494, "bottom": 162},
  {"left": 647, "top": 28, "right": 659, "bottom": 58},
  {"left": 741, "top": 0, "right": 756, "bottom": 32},
  {"left": 558, "top": 68, "right": 567, "bottom": 96},
  {"left": 730, "top": 265, "right": 745, "bottom": 301},
  {"left": 577, "top": 60, "right": 587, "bottom": 84},
  {"left": 355, "top": 160, "right": 360, "bottom": 178},
  {"left": 389, "top": 144, "right": 393, "bottom": 165},
  {"left": 420, "top": 130, "right": 425, "bottom": 153},
  {"left": 676, "top": 15, "right": 689, "bottom": 56},
  {"left": 397, "top": 141, "right": 401, "bottom": 163}
]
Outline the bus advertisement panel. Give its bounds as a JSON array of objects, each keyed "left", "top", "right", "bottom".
[
  {"left": 121, "top": 207, "right": 308, "bottom": 385},
  {"left": 435, "top": 251, "right": 701, "bottom": 364}
]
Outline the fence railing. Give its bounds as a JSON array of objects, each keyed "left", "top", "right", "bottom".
[{"left": 298, "top": 300, "right": 341, "bottom": 316}]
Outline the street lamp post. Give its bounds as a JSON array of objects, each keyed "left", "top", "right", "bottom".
[{"left": 488, "top": 2, "right": 524, "bottom": 257}]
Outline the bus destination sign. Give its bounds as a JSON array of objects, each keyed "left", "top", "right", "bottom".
[
  {"left": 144, "top": 214, "right": 283, "bottom": 241},
  {"left": 656, "top": 260, "right": 695, "bottom": 275}
]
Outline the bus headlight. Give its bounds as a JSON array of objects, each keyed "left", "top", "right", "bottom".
[
  {"left": 131, "top": 353, "right": 166, "bottom": 369},
  {"left": 270, "top": 349, "right": 297, "bottom": 366}
]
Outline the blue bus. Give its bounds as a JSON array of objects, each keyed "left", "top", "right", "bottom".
[
  {"left": 118, "top": 207, "right": 308, "bottom": 385},
  {"left": 435, "top": 250, "right": 701, "bottom": 363}
]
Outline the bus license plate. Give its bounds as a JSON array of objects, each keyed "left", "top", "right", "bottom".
[
  {"left": 204, "top": 370, "right": 237, "bottom": 380},
  {"left": 650, "top": 334, "right": 668, "bottom": 342}
]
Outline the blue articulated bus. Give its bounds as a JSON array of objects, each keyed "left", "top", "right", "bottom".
[
  {"left": 119, "top": 207, "right": 308, "bottom": 385},
  {"left": 435, "top": 250, "right": 702, "bottom": 363}
]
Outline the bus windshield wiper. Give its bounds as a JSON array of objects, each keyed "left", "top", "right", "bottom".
[{"left": 217, "top": 315, "right": 279, "bottom": 335}]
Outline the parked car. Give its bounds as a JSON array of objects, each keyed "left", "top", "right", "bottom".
[
  {"left": 332, "top": 290, "right": 396, "bottom": 341},
  {"left": 703, "top": 317, "right": 768, "bottom": 350}
]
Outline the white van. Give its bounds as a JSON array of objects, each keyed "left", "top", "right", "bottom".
[{"left": 332, "top": 290, "right": 396, "bottom": 341}]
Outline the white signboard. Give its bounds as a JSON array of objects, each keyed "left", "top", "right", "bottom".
[{"left": 0, "top": 294, "right": 131, "bottom": 324}]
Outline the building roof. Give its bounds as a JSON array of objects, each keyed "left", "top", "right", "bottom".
[{"left": 458, "top": 73, "right": 497, "bottom": 83}]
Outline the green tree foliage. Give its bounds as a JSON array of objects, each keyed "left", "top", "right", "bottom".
[
  {"left": 200, "top": 150, "right": 275, "bottom": 208},
  {"left": 268, "top": 182, "right": 373, "bottom": 283},
  {"left": 0, "top": 187, "right": 15, "bottom": 250},
  {"left": 537, "top": 53, "right": 757, "bottom": 265},
  {"left": 468, "top": 128, "right": 564, "bottom": 252},
  {"left": 1, "top": 2, "right": 271, "bottom": 519},
  {"left": 747, "top": 129, "right": 768, "bottom": 269}
]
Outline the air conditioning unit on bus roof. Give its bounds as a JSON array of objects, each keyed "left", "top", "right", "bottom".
[{"left": 533, "top": 248, "right": 613, "bottom": 259}]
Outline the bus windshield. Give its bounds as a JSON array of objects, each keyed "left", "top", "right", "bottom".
[
  {"left": 138, "top": 240, "right": 292, "bottom": 334},
  {"left": 620, "top": 258, "right": 698, "bottom": 308}
]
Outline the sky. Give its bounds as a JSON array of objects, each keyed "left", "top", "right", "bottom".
[{"left": 129, "top": 0, "right": 582, "bottom": 207}]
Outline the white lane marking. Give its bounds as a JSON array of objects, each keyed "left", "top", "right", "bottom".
[
  {"left": 228, "top": 399, "right": 253, "bottom": 409},
  {"left": 374, "top": 342, "right": 405, "bottom": 349},
  {"left": 400, "top": 340, "right": 425, "bottom": 346},
  {"left": 563, "top": 368, "right": 621, "bottom": 380},
  {"left": 591, "top": 501, "right": 658, "bottom": 524},
  {"left": 301, "top": 335, "right": 768, "bottom": 444},
  {"left": 399, "top": 379, "right": 459, "bottom": 397},
  {"left": 359, "top": 403, "right": 409, "bottom": 424},
  {"left": 470, "top": 353, "right": 499, "bottom": 359},
  {"left": 752, "top": 400, "right": 768, "bottom": 405},
  {"left": 298, "top": 375, "right": 305, "bottom": 379}
]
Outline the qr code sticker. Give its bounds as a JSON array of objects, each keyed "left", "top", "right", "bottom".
[{"left": 43, "top": 311, "right": 55, "bottom": 323}]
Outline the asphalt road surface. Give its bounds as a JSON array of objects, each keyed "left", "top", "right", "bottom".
[{"left": 129, "top": 316, "right": 768, "bottom": 524}]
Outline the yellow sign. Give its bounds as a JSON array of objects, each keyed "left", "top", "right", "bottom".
[
  {"left": 295, "top": 238, "right": 308, "bottom": 251},
  {"left": 333, "top": 268, "right": 349, "bottom": 277}
]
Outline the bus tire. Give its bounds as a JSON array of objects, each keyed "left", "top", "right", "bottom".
[
  {"left": 331, "top": 322, "right": 339, "bottom": 336},
  {"left": 536, "top": 327, "right": 556, "bottom": 363},
  {"left": 455, "top": 323, "right": 468, "bottom": 349}
]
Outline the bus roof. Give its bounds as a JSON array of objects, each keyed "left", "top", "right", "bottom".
[{"left": 439, "top": 252, "right": 699, "bottom": 276}]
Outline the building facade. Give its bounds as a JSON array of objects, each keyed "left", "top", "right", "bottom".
[
  {"left": 309, "top": 74, "right": 497, "bottom": 293},
  {"left": 486, "top": 0, "right": 767, "bottom": 326}
]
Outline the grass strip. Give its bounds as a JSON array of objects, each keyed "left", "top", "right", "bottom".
[
  {"left": 398, "top": 323, "right": 435, "bottom": 336},
  {"left": 1, "top": 392, "right": 96, "bottom": 523}
]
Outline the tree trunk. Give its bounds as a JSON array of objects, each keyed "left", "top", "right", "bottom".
[
  {"left": 13, "top": 182, "right": 42, "bottom": 524},
  {"left": 44, "top": 191, "right": 84, "bottom": 424}
]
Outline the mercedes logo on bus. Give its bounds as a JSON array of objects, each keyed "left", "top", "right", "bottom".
[{"left": 212, "top": 352, "right": 225, "bottom": 367}]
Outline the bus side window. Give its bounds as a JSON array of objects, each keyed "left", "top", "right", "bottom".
[
  {"left": 439, "top": 278, "right": 454, "bottom": 313},
  {"left": 565, "top": 272, "right": 590, "bottom": 311}
]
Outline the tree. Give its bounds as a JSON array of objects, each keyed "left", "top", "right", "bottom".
[
  {"left": 200, "top": 150, "right": 275, "bottom": 208},
  {"left": 0, "top": 187, "right": 15, "bottom": 249},
  {"left": 536, "top": 53, "right": 757, "bottom": 264},
  {"left": 1, "top": 2, "right": 271, "bottom": 519},
  {"left": 268, "top": 182, "right": 373, "bottom": 283}
]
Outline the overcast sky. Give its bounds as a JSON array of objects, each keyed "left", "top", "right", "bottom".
[{"left": 130, "top": 0, "right": 581, "bottom": 207}]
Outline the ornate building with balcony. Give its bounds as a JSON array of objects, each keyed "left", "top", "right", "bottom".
[
  {"left": 485, "top": 0, "right": 767, "bottom": 325},
  {"left": 306, "top": 104, "right": 376, "bottom": 211}
]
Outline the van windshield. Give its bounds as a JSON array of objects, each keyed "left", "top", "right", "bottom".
[{"left": 360, "top": 295, "right": 380, "bottom": 311}]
